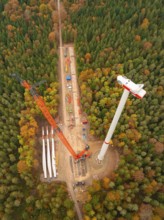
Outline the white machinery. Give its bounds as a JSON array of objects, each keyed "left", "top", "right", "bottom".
[
  {"left": 97, "top": 75, "right": 146, "bottom": 161},
  {"left": 117, "top": 75, "right": 146, "bottom": 99}
]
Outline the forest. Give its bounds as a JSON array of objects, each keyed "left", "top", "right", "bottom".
[
  {"left": 0, "top": 0, "right": 163, "bottom": 219},
  {"left": 63, "top": 0, "right": 164, "bottom": 219},
  {"left": 0, "top": 0, "right": 75, "bottom": 219}
]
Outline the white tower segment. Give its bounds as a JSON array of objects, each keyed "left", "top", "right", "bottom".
[{"left": 97, "top": 75, "right": 146, "bottom": 161}]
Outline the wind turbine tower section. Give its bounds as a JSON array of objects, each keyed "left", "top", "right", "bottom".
[{"left": 97, "top": 75, "right": 146, "bottom": 161}]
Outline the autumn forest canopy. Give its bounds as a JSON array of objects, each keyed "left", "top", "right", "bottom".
[
  {"left": 0, "top": 0, "right": 74, "bottom": 220},
  {"left": 0, "top": 0, "right": 163, "bottom": 220},
  {"left": 63, "top": 0, "right": 164, "bottom": 219}
]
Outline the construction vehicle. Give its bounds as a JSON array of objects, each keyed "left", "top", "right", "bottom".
[
  {"left": 65, "top": 63, "right": 68, "bottom": 73},
  {"left": 11, "top": 73, "right": 90, "bottom": 160}
]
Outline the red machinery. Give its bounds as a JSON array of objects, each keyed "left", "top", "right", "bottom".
[{"left": 11, "top": 73, "right": 90, "bottom": 160}]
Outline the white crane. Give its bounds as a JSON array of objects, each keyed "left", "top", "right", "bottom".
[{"left": 97, "top": 75, "right": 146, "bottom": 161}]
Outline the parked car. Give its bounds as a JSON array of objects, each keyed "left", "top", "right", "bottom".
[{"left": 68, "top": 85, "right": 72, "bottom": 90}]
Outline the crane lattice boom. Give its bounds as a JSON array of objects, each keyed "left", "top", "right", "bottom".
[{"left": 11, "top": 73, "right": 90, "bottom": 160}]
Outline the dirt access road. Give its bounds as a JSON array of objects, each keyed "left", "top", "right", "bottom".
[
  {"left": 57, "top": 44, "right": 119, "bottom": 219},
  {"left": 56, "top": 1, "right": 119, "bottom": 219},
  {"left": 57, "top": 42, "right": 84, "bottom": 219},
  {"left": 57, "top": 1, "right": 84, "bottom": 219}
]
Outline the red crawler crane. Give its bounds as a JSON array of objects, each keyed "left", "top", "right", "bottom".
[{"left": 11, "top": 73, "right": 90, "bottom": 160}]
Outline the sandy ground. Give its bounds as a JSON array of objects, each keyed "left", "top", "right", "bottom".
[
  {"left": 40, "top": 43, "right": 120, "bottom": 219},
  {"left": 40, "top": 2, "right": 119, "bottom": 219},
  {"left": 57, "top": 44, "right": 120, "bottom": 217}
]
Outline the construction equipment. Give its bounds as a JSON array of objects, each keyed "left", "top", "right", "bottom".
[
  {"left": 11, "top": 73, "right": 90, "bottom": 160},
  {"left": 117, "top": 75, "right": 146, "bottom": 99},
  {"left": 98, "top": 75, "right": 146, "bottom": 161}
]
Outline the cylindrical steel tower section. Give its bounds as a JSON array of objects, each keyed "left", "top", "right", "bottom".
[{"left": 97, "top": 89, "right": 130, "bottom": 161}]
